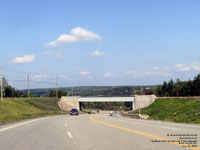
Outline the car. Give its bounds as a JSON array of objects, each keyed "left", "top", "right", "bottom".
[
  {"left": 110, "top": 110, "right": 113, "bottom": 116},
  {"left": 70, "top": 109, "right": 79, "bottom": 115}
]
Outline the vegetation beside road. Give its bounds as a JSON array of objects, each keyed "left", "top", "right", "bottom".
[
  {"left": 0, "top": 97, "right": 64, "bottom": 123},
  {"left": 129, "top": 98, "right": 200, "bottom": 124}
]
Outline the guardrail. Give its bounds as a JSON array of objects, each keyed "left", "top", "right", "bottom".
[{"left": 121, "top": 113, "right": 140, "bottom": 119}]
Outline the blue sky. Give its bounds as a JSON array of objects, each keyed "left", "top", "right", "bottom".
[{"left": 0, "top": 0, "right": 200, "bottom": 89}]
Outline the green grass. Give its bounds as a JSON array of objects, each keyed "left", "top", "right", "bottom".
[
  {"left": 129, "top": 98, "right": 200, "bottom": 124},
  {"left": 0, "top": 97, "right": 65, "bottom": 123}
]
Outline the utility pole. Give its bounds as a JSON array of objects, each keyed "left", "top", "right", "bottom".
[
  {"left": 27, "top": 72, "right": 30, "bottom": 98},
  {"left": 72, "top": 87, "right": 73, "bottom": 96},
  {"left": 0, "top": 68, "right": 3, "bottom": 102},
  {"left": 56, "top": 75, "right": 58, "bottom": 99}
]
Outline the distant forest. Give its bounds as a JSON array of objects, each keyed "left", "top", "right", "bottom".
[
  {"left": 1, "top": 73, "right": 200, "bottom": 97},
  {"left": 20, "top": 85, "right": 156, "bottom": 97}
]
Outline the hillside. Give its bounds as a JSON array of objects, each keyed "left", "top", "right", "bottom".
[
  {"left": 0, "top": 98, "right": 63, "bottom": 123},
  {"left": 129, "top": 98, "right": 200, "bottom": 124}
]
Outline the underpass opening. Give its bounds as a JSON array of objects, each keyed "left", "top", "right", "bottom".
[
  {"left": 79, "top": 101, "right": 133, "bottom": 111},
  {"left": 78, "top": 97, "right": 134, "bottom": 111}
]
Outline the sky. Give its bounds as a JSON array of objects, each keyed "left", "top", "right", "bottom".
[{"left": 0, "top": 0, "right": 200, "bottom": 89}]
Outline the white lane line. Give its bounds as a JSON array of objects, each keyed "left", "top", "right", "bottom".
[
  {"left": 122, "top": 117, "right": 200, "bottom": 128},
  {"left": 0, "top": 116, "right": 63, "bottom": 133},
  {"left": 0, "top": 118, "right": 46, "bottom": 132},
  {"left": 64, "top": 123, "right": 67, "bottom": 127},
  {"left": 162, "top": 126, "right": 180, "bottom": 131},
  {"left": 67, "top": 131, "right": 73, "bottom": 139},
  {"left": 131, "top": 122, "right": 141, "bottom": 125}
]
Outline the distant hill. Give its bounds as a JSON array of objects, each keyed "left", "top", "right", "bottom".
[{"left": 20, "top": 85, "right": 158, "bottom": 97}]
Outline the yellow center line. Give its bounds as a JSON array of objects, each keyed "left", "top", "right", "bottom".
[{"left": 89, "top": 116, "right": 200, "bottom": 150}]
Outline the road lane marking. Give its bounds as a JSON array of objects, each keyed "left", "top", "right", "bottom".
[
  {"left": 122, "top": 117, "right": 200, "bottom": 128},
  {"left": 0, "top": 118, "right": 47, "bottom": 132},
  {"left": 64, "top": 123, "right": 67, "bottom": 127},
  {"left": 67, "top": 131, "right": 73, "bottom": 139},
  {"left": 162, "top": 126, "right": 180, "bottom": 131},
  {"left": 0, "top": 116, "right": 62, "bottom": 133},
  {"left": 90, "top": 116, "right": 199, "bottom": 150}
]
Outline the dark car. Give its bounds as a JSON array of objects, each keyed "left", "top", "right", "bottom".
[{"left": 70, "top": 109, "right": 79, "bottom": 115}]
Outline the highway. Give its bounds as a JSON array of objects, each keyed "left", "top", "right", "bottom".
[{"left": 0, "top": 114, "right": 199, "bottom": 150}]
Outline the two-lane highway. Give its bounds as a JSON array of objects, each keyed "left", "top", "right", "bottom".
[{"left": 0, "top": 114, "right": 199, "bottom": 150}]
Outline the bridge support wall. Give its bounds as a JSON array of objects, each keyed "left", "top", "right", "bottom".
[
  {"left": 59, "top": 95, "right": 156, "bottom": 111},
  {"left": 133, "top": 95, "right": 156, "bottom": 110},
  {"left": 58, "top": 96, "right": 80, "bottom": 111}
]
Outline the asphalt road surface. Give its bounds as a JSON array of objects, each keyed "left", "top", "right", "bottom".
[{"left": 0, "top": 114, "right": 199, "bottom": 150}]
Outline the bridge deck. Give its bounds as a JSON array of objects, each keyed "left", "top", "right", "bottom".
[{"left": 77, "top": 97, "right": 134, "bottom": 102}]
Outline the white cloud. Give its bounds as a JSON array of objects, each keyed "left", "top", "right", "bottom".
[
  {"left": 71, "top": 27, "right": 102, "bottom": 41},
  {"left": 45, "top": 27, "right": 102, "bottom": 47},
  {"left": 44, "top": 50, "right": 63, "bottom": 58},
  {"left": 80, "top": 71, "right": 90, "bottom": 76},
  {"left": 163, "top": 66, "right": 171, "bottom": 71},
  {"left": 58, "top": 74, "right": 69, "bottom": 80},
  {"left": 152, "top": 67, "right": 159, "bottom": 70},
  {"left": 175, "top": 64, "right": 191, "bottom": 72},
  {"left": 104, "top": 72, "right": 114, "bottom": 78},
  {"left": 33, "top": 74, "right": 48, "bottom": 81},
  {"left": 126, "top": 70, "right": 171, "bottom": 77},
  {"left": 175, "top": 61, "right": 200, "bottom": 72},
  {"left": 11, "top": 55, "right": 35, "bottom": 64},
  {"left": 45, "top": 34, "right": 78, "bottom": 47},
  {"left": 191, "top": 61, "right": 200, "bottom": 71},
  {"left": 144, "top": 71, "right": 172, "bottom": 76},
  {"left": 90, "top": 50, "right": 105, "bottom": 56}
]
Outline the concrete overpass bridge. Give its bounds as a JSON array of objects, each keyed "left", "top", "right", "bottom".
[
  {"left": 58, "top": 95, "right": 156, "bottom": 111},
  {"left": 78, "top": 97, "right": 134, "bottom": 110}
]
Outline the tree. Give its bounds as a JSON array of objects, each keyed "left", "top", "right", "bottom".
[
  {"left": 4, "top": 86, "right": 14, "bottom": 97},
  {"left": 156, "top": 85, "right": 162, "bottom": 96},
  {"left": 2, "top": 77, "right": 8, "bottom": 87},
  {"left": 174, "top": 79, "right": 181, "bottom": 96},
  {"left": 167, "top": 79, "right": 174, "bottom": 96},
  {"left": 49, "top": 90, "right": 68, "bottom": 98},
  {"left": 162, "top": 81, "right": 168, "bottom": 96},
  {"left": 193, "top": 74, "right": 200, "bottom": 96}
]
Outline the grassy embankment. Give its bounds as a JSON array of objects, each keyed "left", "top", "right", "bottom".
[
  {"left": 0, "top": 97, "right": 65, "bottom": 123},
  {"left": 129, "top": 98, "right": 200, "bottom": 124}
]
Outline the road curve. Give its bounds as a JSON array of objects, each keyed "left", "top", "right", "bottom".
[{"left": 0, "top": 114, "right": 199, "bottom": 150}]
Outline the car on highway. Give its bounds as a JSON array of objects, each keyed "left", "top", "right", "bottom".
[
  {"left": 70, "top": 109, "right": 79, "bottom": 115},
  {"left": 110, "top": 110, "right": 113, "bottom": 116}
]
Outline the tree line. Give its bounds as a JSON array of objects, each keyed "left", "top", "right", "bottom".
[{"left": 155, "top": 74, "right": 200, "bottom": 96}]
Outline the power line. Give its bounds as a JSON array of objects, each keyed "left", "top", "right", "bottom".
[
  {"left": 4, "top": 67, "right": 26, "bottom": 74},
  {"left": 0, "top": 68, "right": 3, "bottom": 102},
  {"left": 7, "top": 79, "right": 27, "bottom": 82},
  {"left": 56, "top": 75, "right": 58, "bottom": 98},
  {"left": 30, "top": 80, "right": 56, "bottom": 85},
  {"left": 1, "top": 67, "right": 65, "bottom": 90},
  {"left": 27, "top": 72, "right": 30, "bottom": 98}
]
